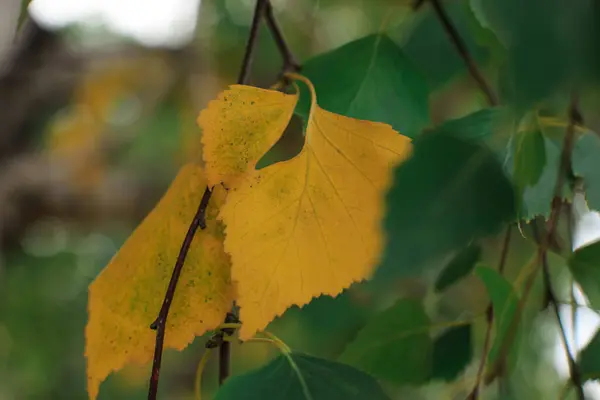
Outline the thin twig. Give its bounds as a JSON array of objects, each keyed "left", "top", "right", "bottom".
[
  {"left": 416, "top": 0, "right": 501, "bottom": 396},
  {"left": 541, "top": 253, "right": 584, "bottom": 400},
  {"left": 218, "top": 0, "right": 269, "bottom": 386},
  {"left": 147, "top": 0, "right": 299, "bottom": 394},
  {"left": 237, "top": 0, "right": 269, "bottom": 85},
  {"left": 467, "top": 226, "right": 512, "bottom": 399},
  {"left": 424, "top": 0, "right": 498, "bottom": 106},
  {"left": 265, "top": 1, "right": 300, "bottom": 74},
  {"left": 147, "top": 0, "right": 272, "bottom": 395},
  {"left": 148, "top": 187, "right": 213, "bottom": 399},
  {"left": 540, "top": 94, "right": 585, "bottom": 400}
]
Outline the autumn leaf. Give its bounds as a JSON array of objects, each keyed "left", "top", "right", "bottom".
[
  {"left": 198, "top": 85, "right": 298, "bottom": 187},
  {"left": 85, "top": 164, "right": 234, "bottom": 400},
  {"left": 220, "top": 74, "right": 412, "bottom": 340}
]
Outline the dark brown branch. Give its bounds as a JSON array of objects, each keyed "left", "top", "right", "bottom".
[
  {"left": 218, "top": 0, "right": 269, "bottom": 386},
  {"left": 237, "top": 0, "right": 269, "bottom": 85},
  {"left": 467, "top": 226, "right": 512, "bottom": 399},
  {"left": 423, "top": 0, "right": 498, "bottom": 106},
  {"left": 147, "top": 0, "right": 298, "bottom": 395},
  {"left": 147, "top": 188, "right": 212, "bottom": 399}
]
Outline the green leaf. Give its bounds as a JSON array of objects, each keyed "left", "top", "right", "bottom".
[
  {"left": 579, "top": 329, "right": 600, "bottom": 382},
  {"left": 434, "top": 108, "right": 504, "bottom": 142},
  {"left": 473, "top": 0, "right": 595, "bottom": 110},
  {"left": 399, "top": 1, "right": 490, "bottom": 90},
  {"left": 505, "top": 135, "right": 561, "bottom": 220},
  {"left": 295, "top": 34, "right": 429, "bottom": 138},
  {"left": 513, "top": 130, "right": 546, "bottom": 189},
  {"left": 568, "top": 240, "right": 600, "bottom": 310},
  {"left": 431, "top": 324, "right": 473, "bottom": 381},
  {"left": 215, "top": 352, "right": 391, "bottom": 400},
  {"left": 435, "top": 245, "right": 482, "bottom": 292},
  {"left": 572, "top": 133, "right": 600, "bottom": 212},
  {"left": 377, "top": 131, "right": 515, "bottom": 279},
  {"left": 475, "top": 265, "right": 521, "bottom": 373},
  {"left": 339, "top": 299, "right": 432, "bottom": 385},
  {"left": 269, "top": 290, "right": 372, "bottom": 358}
]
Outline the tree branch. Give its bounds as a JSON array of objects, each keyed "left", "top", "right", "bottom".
[
  {"left": 541, "top": 252, "right": 584, "bottom": 400},
  {"left": 147, "top": 1, "right": 299, "bottom": 395},
  {"left": 467, "top": 226, "right": 512, "bottom": 399},
  {"left": 147, "top": 187, "right": 212, "bottom": 399},
  {"left": 265, "top": 1, "right": 300, "bottom": 74},
  {"left": 540, "top": 94, "right": 584, "bottom": 400},
  {"left": 420, "top": 0, "right": 498, "bottom": 106}
]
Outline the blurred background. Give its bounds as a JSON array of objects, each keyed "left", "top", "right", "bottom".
[{"left": 0, "top": 0, "right": 599, "bottom": 398}]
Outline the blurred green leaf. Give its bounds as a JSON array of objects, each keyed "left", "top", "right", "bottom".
[
  {"left": 513, "top": 130, "right": 546, "bottom": 189},
  {"left": 431, "top": 324, "right": 473, "bottom": 381},
  {"left": 475, "top": 265, "right": 521, "bottom": 374},
  {"left": 569, "top": 240, "right": 600, "bottom": 310},
  {"left": 505, "top": 135, "right": 561, "bottom": 220},
  {"left": 579, "top": 328, "right": 600, "bottom": 381},
  {"left": 215, "top": 352, "right": 390, "bottom": 400},
  {"left": 340, "top": 299, "right": 431, "bottom": 385},
  {"left": 377, "top": 131, "right": 515, "bottom": 279},
  {"left": 268, "top": 290, "right": 372, "bottom": 359},
  {"left": 435, "top": 245, "right": 482, "bottom": 292},
  {"left": 295, "top": 34, "right": 429, "bottom": 138},
  {"left": 399, "top": 1, "right": 490, "bottom": 91},
  {"left": 473, "top": 0, "right": 596, "bottom": 110},
  {"left": 434, "top": 108, "right": 504, "bottom": 142},
  {"left": 572, "top": 133, "right": 600, "bottom": 212}
]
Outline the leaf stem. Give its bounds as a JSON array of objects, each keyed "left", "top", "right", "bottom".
[
  {"left": 194, "top": 349, "right": 214, "bottom": 400},
  {"left": 419, "top": 0, "right": 498, "bottom": 106}
]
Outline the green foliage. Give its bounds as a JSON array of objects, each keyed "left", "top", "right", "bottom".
[
  {"left": 399, "top": 1, "right": 490, "bottom": 90},
  {"left": 573, "top": 132, "right": 600, "bottom": 212},
  {"left": 505, "top": 134, "right": 562, "bottom": 220},
  {"left": 434, "top": 244, "right": 482, "bottom": 292},
  {"left": 475, "top": 265, "right": 521, "bottom": 372},
  {"left": 378, "top": 129, "right": 515, "bottom": 279},
  {"left": 512, "top": 130, "right": 546, "bottom": 190},
  {"left": 568, "top": 240, "right": 600, "bottom": 310},
  {"left": 269, "top": 291, "right": 372, "bottom": 359},
  {"left": 579, "top": 328, "right": 600, "bottom": 381},
  {"left": 473, "top": 0, "right": 597, "bottom": 110},
  {"left": 340, "top": 299, "right": 431, "bottom": 385},
  {"left": 215, "top": 352, "right": 391, "bottom": 400},
  {"left": 10, "top": 1, "right": 600, "bottom": 399},
  {"left": 295, "top": 34, "right": 430, "bottom": 138},
  {"left": 431, "top": 324, "right": 473, "bottom": 381},
  {"left": 432, "top": 107, "right": 505, "bottom": 142}
]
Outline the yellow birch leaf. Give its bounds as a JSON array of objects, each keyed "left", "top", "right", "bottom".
[
  {"left": 85, "top": 164, "right": 234, "bottom": 400},
  {"left": 219, "top": 75, "right": 412, "bottom": 340},
  {"left": 198, "top": 85, "right": 298, "bottom": 187}
]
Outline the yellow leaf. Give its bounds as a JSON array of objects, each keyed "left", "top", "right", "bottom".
[
  {"left": 198, "top": 85, "right": 298, "bottom": 187},
  {"left": 219, "top": 75, "right": 412, "bottom": 340},
  {"left": 85, "top": 164, "right": 234, "bottom": 400}
]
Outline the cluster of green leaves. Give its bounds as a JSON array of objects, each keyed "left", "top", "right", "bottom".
[{"left": 213, "top": 0, "right": 600, "bottom": 398}]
